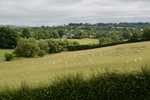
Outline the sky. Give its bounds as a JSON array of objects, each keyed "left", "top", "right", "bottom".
[{"left": 0, "top": 0, "right": 150, "bottom": 26}]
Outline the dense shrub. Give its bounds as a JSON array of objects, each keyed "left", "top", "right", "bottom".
[
  {"left": 130, "top": 30, "right": 142, "bottom": 42},
  {"left": 47, "top": 40, "right": 63, "bottom": 54},
  {"left": 38, "top": 50, "right": 47, "bottom": 57},
  {"left": 58, "top": 39, "right": 79, "bottom": 47},
  {"left": 1, "top": 66, "right": 150, "bottom": 100},
  {"left": 66, "top": 44, "right": 99, "bottom": 51},
  {"left": 38, "top": 40, "right": 49, "bottom": 53},
  {"left": 13, "top": 39, "right": 79, "bottom": 57},
  {"left": 5, "top": 53, "right": 15, "bottom": 61},
  {"left": 99, "top": 35, "right": 124, "bottom": 45},
  {"left": 14, "top": 38, "right": 40, "bottom": 57},
  {"left": 66, "top": 41, "right": 137, "bottom": 51},
  {"left": 142, "top": 28, "right": 150, "bottom": 40}
]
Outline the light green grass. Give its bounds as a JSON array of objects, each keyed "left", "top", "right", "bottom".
[
  {"left": 64, "top": 38, "right": 99, "bottom": 45},
  {"left": 1, "top": 67, "right": 150, "bottom": 100},
  {"left": 0, "top": 42, "right": 150, "bottom": 89},
  {"left": 0, "top": 49, "right": 13, "bottom": 61}
]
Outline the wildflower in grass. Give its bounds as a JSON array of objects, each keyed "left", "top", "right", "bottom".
[
  {"left": 32, "top": 61, "right": 34, "bottom": 63},
  {"left": 137, "top": 50, "right": 140, "bottom": 52},
  {"left": 140, "top": 48, "right": 144, "bottom": 50},
  {"left": 126, "top": 61, "right": 129, "bottom": 63},
  {"left": 138, "top": 57, "right": 143, "bottom": 61}
]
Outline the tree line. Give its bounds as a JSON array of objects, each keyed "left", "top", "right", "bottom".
[{"left": 0, "top": 22, "right": 150, "bottom": 60}]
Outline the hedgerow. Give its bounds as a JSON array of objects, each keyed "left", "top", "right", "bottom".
[{"left": 0, "top": 66, "right": 150, "bottom": 100}]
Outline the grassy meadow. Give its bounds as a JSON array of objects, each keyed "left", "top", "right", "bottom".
[
  {"left": 0, "top": 41, "right": 150, "bottom": 89},
  {"left": 62, "top": 38, "right": 99, "bottom": 45},
  {"left": 1, "top": 67, "right": 150, "bottom": 100}
]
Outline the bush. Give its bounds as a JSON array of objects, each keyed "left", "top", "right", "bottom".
[
  {"left": 38, "top": 50, "right": 47, "bottom": 57},
  {"left": 1, "top": 66, "right": 150, "bottom": 100},
  {"left": 5, "top": 53, "right": 15, "bottom": 61},
  {"left": 14, "top": 38, "right": 40, "bottom": 57},
  {"left": 142, "top": 28, "right": 150, "bottom": 40},
  {"left": 47, "top": 40, "right": 63, "bottom": 54},
  {"left": 38, "top": 40, "right": 49, "bottom": 53}
]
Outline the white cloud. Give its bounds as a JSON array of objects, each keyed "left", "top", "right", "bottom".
[{"left": 0, "top": 0, "right": 150, "bottom": 26}]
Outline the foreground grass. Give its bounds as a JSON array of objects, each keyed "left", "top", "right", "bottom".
[{"left": 0, "top": 66, "right": 150, "bottom": 100}]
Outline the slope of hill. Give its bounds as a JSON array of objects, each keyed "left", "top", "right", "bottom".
[{"left": 0, "top": 41, "right": 150, "bottom": 88}]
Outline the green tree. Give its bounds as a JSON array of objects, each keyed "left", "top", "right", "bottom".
[
  {"left": 122, "top": 32, "right": 131, "bottom": 40},
  {"left": 14, "top": 38, "right": 40, "bottom": 57},
  {"left": 0, "top": 27, "right": 19, "bottom": 48},
  {"left": 22, "top": 28, "right": 31, "bottom": 39},
  {"left": 34, "top": 30, "right": 44, "bottom": 40},
  {"left": 99, "top": 37, "right": 111, "bottom": 44},
  {"left": 38, "top": 40, "right": 49, "bottom": 53},
  {"left": 58, "top": 30, "right": 66, "bottom": 37},
  {"left": 47, "top": 40, "right": 63, "bottom": 54},
  {"left": 52, "top": 31, "right": 60, "bottom": 38},
  {"left": 110, "top": 35, "right": 123, "bottom": 43},
  {"left": 130, "top": 30, "right": 141, "bottom": 42},
  {"left": 142, "top": 28, "right": 150, "bottom": 40}
]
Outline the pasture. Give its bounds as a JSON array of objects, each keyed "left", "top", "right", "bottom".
[
  {"left": 63, "top": 38, "right": 99, "bottom": 45},
  {"left": 0, "top": 41, "right": 150, "bottom": 89}
]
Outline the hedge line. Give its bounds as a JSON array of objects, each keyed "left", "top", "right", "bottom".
[
  {"left": 1, "top": 66, "right": 150, "bottom": 100},
  {"left": 66, "top": 40, "right": 150, "bottom": 51}
]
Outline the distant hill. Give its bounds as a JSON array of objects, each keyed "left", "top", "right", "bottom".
[{"left": 0, "top": 25, "right": 29, "bottom": 28}]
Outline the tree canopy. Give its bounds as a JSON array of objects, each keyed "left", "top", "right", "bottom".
[{"left": 0, "top": 27, "right": 19, "bottom": 48}]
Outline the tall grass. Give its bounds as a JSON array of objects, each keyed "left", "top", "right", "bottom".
[{"left": 1, "top": 66, "right": 150, "bottom": 100}]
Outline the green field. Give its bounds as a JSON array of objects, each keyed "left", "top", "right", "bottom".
[
  {"left": 0, "top": 42, "right": 150, "bottom": 89},
  {"left": 62, "top": 38, "right": 99, "bottom": 45}
]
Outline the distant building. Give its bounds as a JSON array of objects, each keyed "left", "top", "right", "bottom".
[
  {"left": 69, "top": 34, "right": 75, "bottom": 38},
  {"left": 62, "top": 35, "right": 68, "bottom": 39}
]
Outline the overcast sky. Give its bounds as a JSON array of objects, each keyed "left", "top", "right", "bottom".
[{"left": 0, "top": 0, "right": 150, "bottom": 26}]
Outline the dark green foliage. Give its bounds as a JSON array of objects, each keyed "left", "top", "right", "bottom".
[
  {"left": 14, "top": 38, "right": 40, "bottom": 57},
  {"left": 38, "top": 50, "right": 47, "bottom": 57},
  {"left": 122, "top": 32, "right": 131, "bottom": 40},
  {"left": 58, "top": 40, "right": 79, "bottom": 48},
  {"left": 52, "top": 31, "right": 60, "bottom": 38},
  {"left": 67, "top": 41, "right": 130, "bottom": 51},
  {"left": 5, "top": 53, "right": 15, "bottom": 61},
  {"left": 13, "top": 39, "right": 79, "bottom": 58},
  {"left": 0, "top": 27, "right": 19, "bottom": 49},
  {"left": 47, "top": 40, "right": 63, "bottom": 54},
  {"left": 99, "top": 37, "right": 112, "bottom": 44},
  {"left": 130, "top": 30, "right": 142, "bottom": 42},
  {"left": 110, "top": 35, "right": 124, "bottom": 43},
  {"left": 38, "top": 40, "right": 49, "bottom": 53},
  {"left": 67, "top": 44, "right": 99, "bottom": 51},
  {"left": 1, "top": 66, "right": 150, "bottom": 100},
  {"left": 58, "top": 30, "right": 66, "bottom": 37},
  {"left": 72, "top": 30, "right": 87, "bottom": 39},
  {"left": 22, "top": 28, "right": 31, "bottom": 39},
  {"left": 142, "top": 28, "right": 150, "bottom": 40}
]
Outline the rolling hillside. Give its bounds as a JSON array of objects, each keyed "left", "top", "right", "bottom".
[{"left": 0, "top": 41, "right": 150, "bottom": 88}]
